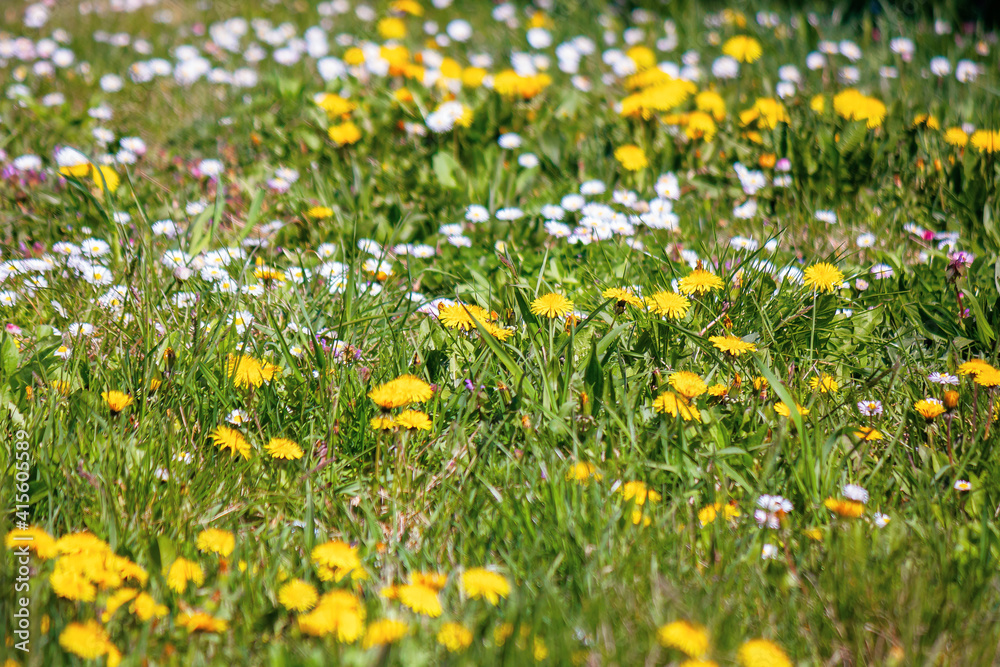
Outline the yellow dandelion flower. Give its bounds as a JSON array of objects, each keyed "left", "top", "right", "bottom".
[
  {"left": 824, "top": 497, "right": 865, "bottom": 518},
  {"left": 130, "top": 592, "right": 168, "bottom": 621},
  {"left": 227, "top": 353, "right": 280, "bottom": 388},
  {"left": 774, "top": 402, "right": 810, "bottom": 417},
  {"left": 566, "top": 462, "right": 602, "bottom": 482},
  {"left": 943, "top": 127, "right": 969, "bottom": 147},
  {"left": 832, "top": 89, "right": 887, "bottom": 129},
  {"left": 614, "top": 144, "right": 648, "bottom": 171},
  {"left": 211, "top": 425, "right": 251, "bottom": 459},
  {"left": 368, "top": 374, "right": 434, "bottom": 409},
  {"left": 653, "top": 391, "right": 702, "bottom": 422},
  {"left": 657, "top": 620, "right": 710, "bottom": 657},
  {"left": 102, "top": 390, "right": 133, "bottom": 414},
  {"left": 958, "top": 359, "right": 994, "bottom": 376},
  {"left": 196, "top": 528, "right": 235, "bottom": 557},
  {"left": 739, "top": 98, "right": 788, "bottom": 129},
  {"left": 167, "top": 557, "right": 204, "bottom": 593},
  {"left": 685, "top": 111, "right": 718, "bottom": 141},
  {"left": 329, "top": 121, "right": 361, "bottom": 146},
  {"left": 698, "top": 502, "right": 742, "bottom": 527},
  {"left": 177, "top": 611, "right": 228, "bottom": 633},
  {"left": 709, "top": 335, "right": 757, "bottom": 356},
  {"left": 363, "top": 619, "right": 409, "bottom": 649},
  {"left": 314, "top": 93, "right": 356, "bottom": 117},
  {"left": 914, "top": 398, "right": 945, "bottom": 419},
  {"left": 5, "top": 526, "right": 58, "bottom": 559},
  {"left": 619, "top": 480, "right": 661, "bottom": 505},
  {"left": 738, "top": 639, "right": 791, "bottom": 667},
  {"left": 437, "top": 622, "right": 473, "bottom": 652},
  {"left": 971, "top": 130, "right": 1000, "bottom": 153},
  {"left": 395, "top": 583, "right": 442, "bottom": 617},
  {"left": 278, "top": 579, "right": 318, "bottom": 611},
  {"left": 265, "top": 437, "right": 304, "bottom": 460},
  {"left": 59, "top": 620, "right": 115, "bottom": 661},
  {"left": 102, "top": 588, "right": 139, "bottom": 622},
  {"left": 50, "top": 567, "right": 96, "bottom": 602},
  {"left": 722, "top": 35, "right": 762, "bottom": 62},
  {"left": 311, "top": 540, "right": 362, "bottom": 582},
  {"left": 803, "top": 262, "right": 844, "bottom": 293},
  {"left": 646, "top": 291, "right": 691, "bottom": 319},
  {"left": 603, "top": 287, "right": 644, "bottom": 308},
  {"left": 92, "top": 165, "right": 120, "bottom": 193},
  {"left": 696, "top": 90, "right": 726, "bottom": 121},
  {"left": 306, "top": 206, "right": 333, "bottom": 219},
  {"left": 298, "top": 591, "right": 365, "bottom": 641},
  {"left": 461, "top": 568, "right": 511, "bottom": 605},
  {"left": 808, "top": 374, "right": 839, "bottom": 393},
  {"left": 677, "top": 268, "right": 723, "bottom": 296},
  {"left": 438, "top": 303, "right": 495, "bottom": 331},
  {"left": 670, "top": 371, "right": 708, "bottom": 400},
  {"left": 530, "top": 293, "right": 574, "bottom": 319},
  {"left": 377, "top": 16, "right": 406, "bottom": 39},
  {"left": 854, "top": 427, "right": 883, "bottom": 441},
  {"left": 395, "top": 409, "right": 432, "bottom": 431},
  {"left": 973, "top": 367, "right": 1000, "bottom": 387},
  {"left": 370, "top": 415, "right": 396, "bottom": 430}
]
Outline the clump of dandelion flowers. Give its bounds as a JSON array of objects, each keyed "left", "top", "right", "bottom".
[
  {"left": 657, "top": 620, "right": 710, "bottom": 657},
  {"left": 311, "top": 540, "right": 364, "bottom": 582},
  {"left": 530, "top": 292, "right": 574, "bottom": 319},
  {"left": 298, "top": 590, "right": 365, "bottom": 641},
  {"left": 363, "top": 619, "right": 409, "bottom": 649},
  {"left": 832, "top": 89, "right": 887, "bottom": 128},
  {"left": 669, "top": 371, "right": 708, "bottom": 400},
  {"left": 195, "top": 528, "right": 235, "bottom": 557},
  {"left": 803, "top": 262, "right": 844, "bottom": 293},
  {"left": 438, "top": 303, "right": 495, "bottom": 331},
  {"left": 437, "top": 622, "right": 473, "bottom": 652},
  {"left": 368, "top": 374, "right": 434, "bottom": 409},
  {"left": 59, "top": 620, "right": 118, "bottom": 662}
]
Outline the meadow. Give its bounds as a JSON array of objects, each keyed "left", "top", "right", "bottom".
[{"left": 2, "top": 0, "right": 1000, "bottom": 664}]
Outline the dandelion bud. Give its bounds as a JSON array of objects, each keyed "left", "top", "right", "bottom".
[{"left": 944, "top": 390, "right": 959, "bottom": 409}]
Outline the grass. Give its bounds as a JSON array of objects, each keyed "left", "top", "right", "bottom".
[{"left": 2, "top": 0, "right": 1000, "bottom": 665}]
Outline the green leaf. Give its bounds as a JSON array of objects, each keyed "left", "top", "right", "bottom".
[
  {"left": 0, "top": 333, "right": 18, "bottom": 379},
  {"left": 962, "top": 287, "right": 995, "bottom": 344},
  {"left": 432, "top": 152, "right": 461, "bottom": 189},
  {"left": 235, "top": 188, "right": 266, "bottom": 246},
  {"left": 837, "top": 120, "right": 868, "bottom": 154}
]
